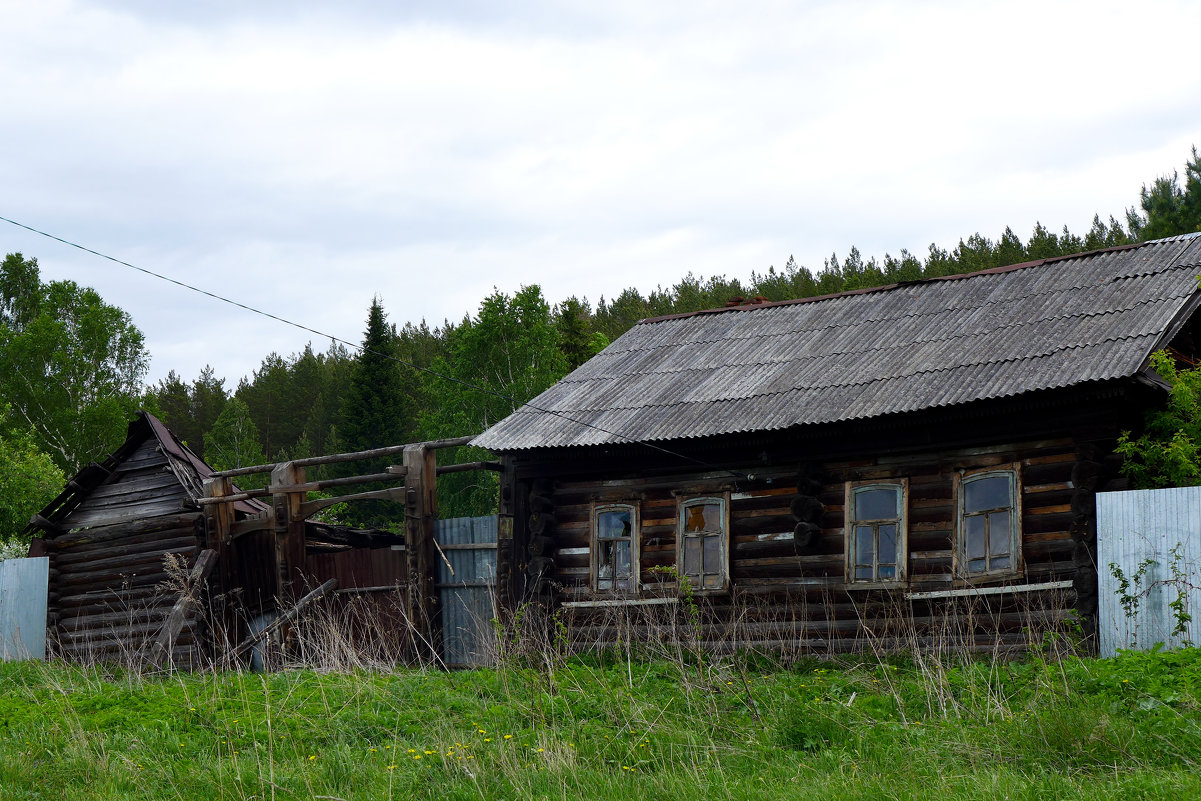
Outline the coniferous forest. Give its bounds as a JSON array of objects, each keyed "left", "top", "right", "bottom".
[{"left": 3, "top": 148, "right": 1201, "bottom": 538}]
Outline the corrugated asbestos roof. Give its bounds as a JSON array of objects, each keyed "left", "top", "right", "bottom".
[{"left": 473, "top": 234, "right": 1201, "bottom": 452}]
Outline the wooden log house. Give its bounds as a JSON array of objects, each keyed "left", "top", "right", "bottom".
[{"left": 475, "top": 233, "right": 1201, "bottom": 653}]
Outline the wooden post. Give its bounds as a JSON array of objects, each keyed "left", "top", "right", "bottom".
[
  {"left": 203, "top": 476, "right": 237, "bottom": 656},
  {"left": 270, "top": 462, "right": 308, "bottom": 605},
  {"left": 496, "top": 456, "right": 517, "bottom": 612},
  {"left": 152, "top": 548, "right": 218, "bottom": 667},
  {"left": 403, "top": 443, "right": 440, "bottom": 662}
]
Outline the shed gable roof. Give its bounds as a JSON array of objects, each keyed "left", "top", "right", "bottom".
[{"left": 474, "top": 233, "right": 1201, "bottom": 451}]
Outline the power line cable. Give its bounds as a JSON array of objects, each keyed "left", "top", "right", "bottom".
[{"left": 1, "top": 214, "right": 752, "bottom": 482}]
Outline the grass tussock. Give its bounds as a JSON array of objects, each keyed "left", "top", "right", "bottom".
[{"left": 2, "top": 643, "right": 1201, "bottom": 800}]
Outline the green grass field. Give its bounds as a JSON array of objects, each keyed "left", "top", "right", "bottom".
[{"left": 2, "top": 646, "right": 1200, "bottom": 800}]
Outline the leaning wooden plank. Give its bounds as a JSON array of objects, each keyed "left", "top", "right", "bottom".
[
  {"left": 152, "top": 549, "right": 218, "bottom": 666},
  {"left": 222, "top": 578, "right": 338, "bottom": 665}
]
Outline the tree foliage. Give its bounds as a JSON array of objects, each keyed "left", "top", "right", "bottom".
[
  {"left": 203, "top": 398, "right": 268, "bottom": 491},
  {"left": 0, "top": 253, "right": 149, "bottom": 472},
  {"left": 421, "top": 285, "right": 568, "bottom": 517},
  {"left": 1128, "top": 147, "right": 1201, "bottom": 241},
  {"left": 1117, "top": 351, "right": 1201, "bottom": 489},
  {"left": 0, "top": 405, "right": 66, "bottom": 542}
]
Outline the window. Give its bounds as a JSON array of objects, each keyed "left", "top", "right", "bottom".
[
  {"left": 592, "top": 503, "right": 637, "bottom": 592},
  {"left": 678, "top": 496, "right": 729, "bottom": 591},
  {"left": 957, "top": 467, "right": 1020, "bottom": 577},
  {"left": 845, "top": 480, "right": 907, "bottom": 584}
]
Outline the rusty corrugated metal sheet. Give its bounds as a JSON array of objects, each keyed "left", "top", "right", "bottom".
[{"left": 474, "top": 234, "right": 1201, "bottom": 451}]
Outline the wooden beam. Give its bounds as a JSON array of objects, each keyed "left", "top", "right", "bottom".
[
  {"left": 435, "top": 461, "right": 504, "bottom": 475},
  {"left": 296, "top": 486, "right": 406, "bottom": 518},
  {"left": 196, "top": 471, "right": 404, "bottom": 505},
  {"left": 905, "top": 579, "right": 1074, "bottom": 601},
  {"left": 210, "top": 436, "right": 475, "bottom": 478},
  {"left": 223, "top": 578, "right": 338, "bottom": 665},
  {"left": 151, "top": 549, "right": 218, "bottom": 666}
]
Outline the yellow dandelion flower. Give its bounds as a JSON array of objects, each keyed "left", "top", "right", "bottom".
[
  {"left": 484, "top": 738, "right": 492, "bottom": 742},
  {"left": 308, "top": 755, "right": 317, "bottom": 761},
  {"left": 424, "top": 750, "right": 434, "bottom": 754},
  {"left": 369, "top": 748, "right": 378, "bottom": 753},
  {"left": 414, "top": 754, "right": 422, "bottom": 760},
  {"left": 387, "top": 764, "right": 397, "bottom": 771},
  {"left": 504, "top": 734, "right": 513, "bottom": 740},
  {"left": 536, "top": 748, "right": 544, "bottom": 753}
]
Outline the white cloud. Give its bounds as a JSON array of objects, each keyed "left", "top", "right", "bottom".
[{"left": 2, "top": 0, "right": 1200, "bottom": 385}]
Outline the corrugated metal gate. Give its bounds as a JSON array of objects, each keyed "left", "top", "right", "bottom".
[
  {"left": 435, "top": 516, "right": 498, "bottom": 666},
  {"left": 0, "top": 557, "right": 49, "bottom": 661},
  {"left": 1097, "top": 487, "right": 1201, "bottom": 656}
]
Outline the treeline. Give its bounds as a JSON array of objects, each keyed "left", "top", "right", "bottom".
[{"left": 3, "top": 147, "right": 1200, "bottom": 535}]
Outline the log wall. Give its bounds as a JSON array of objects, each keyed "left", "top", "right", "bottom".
[{"left": 511, "top": 430, "right": 1116, "bottom": 655}]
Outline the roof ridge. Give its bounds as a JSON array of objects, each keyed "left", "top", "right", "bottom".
[{"left": 636, "top": 236, "right": 1179, "bottom": 326}]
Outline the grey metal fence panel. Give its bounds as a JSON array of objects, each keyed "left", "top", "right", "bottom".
[
  {"left": 1097, "top": 488, "right": 1201, "bottom": 657},
  {"left": 0, "top": 557, "right": 49, "bottom": 661},
  {"left": 435, "top": 516, "right": 498, "bottom": 666}
]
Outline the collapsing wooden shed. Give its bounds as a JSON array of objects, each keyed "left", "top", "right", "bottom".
[{"left": 25, "top": 412, "right": 413, "bottom": 666}]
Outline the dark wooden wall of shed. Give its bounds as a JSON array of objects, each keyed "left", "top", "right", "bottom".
[
  {"left": 301, "top": 546, "right": 413, "bottom": 658},
  {"left": 43, "top": 438, "right": 209, "bottom": 666},
  {"left": 503, "top": 386, "right": 1137, "bottom": 655}
]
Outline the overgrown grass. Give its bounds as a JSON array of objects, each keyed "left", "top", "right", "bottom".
[{"left": 2, "top": 647, "right": 1200, "bottom": 800}]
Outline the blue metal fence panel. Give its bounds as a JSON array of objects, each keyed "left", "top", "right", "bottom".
[
  {"left": 1097, "top": 488, "right": 1201, "bottom": 657},
  {"left": 0, "top": 557, "right": 49, "bottom": 661},
  {"left": 435, "top": 516, "right": 498, "bottom": 666}
]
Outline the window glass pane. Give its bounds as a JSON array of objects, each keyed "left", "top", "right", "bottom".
[
  {"left": 878, "top": 565, "right": 895, "bottom": 579},
  {"left": 964, "top": 475, "right": 1010, "bottom": 514},
  {"left": 684, "top": 504, "right": 707, "bottom": 533},
  {"left": 855, "top": 488, "right": 897, "bottom": 520},
  {"left": 989, "top": 511, "right": 1011, "bottom": 557},
  {"left": 967, "top": 558, "right": 987, "bottom": 573},
  {"left": 855, "top": 526, "right": 874, "bottom": 566},
  {"left": 597, "top": 541, "right": 613, "bottom": 577},
  {"left": 965, "top": 515, "right": 986, "bottom": 559},
  {"left": 855, "top": 566, "right": 873, "bottom": 579},
  {"left": 701, "top": 503, "right": 722, "bottom": 531},
  {"left": 991, "top": 556, "right": 1011, "bottom": 570},
  {"left": 683, "top": 537, "right": 702, "bottom": 577},
  {"left": 597, "top": 509, "right": 631, "bottom": 540},
  {"left": 878, "top": 524, "right": 896, "bottom": 565},
  {"left": 614, "top": 540, "right": 631, "bottom": 580},
  {"left": 703, "top": 574, "right": 722, "bottom": 589},
  {"left": 703, "top": 533, "right": 722, "bottom": 576}
]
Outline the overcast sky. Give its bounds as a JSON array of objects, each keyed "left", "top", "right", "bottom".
[{"left": 3, "top": 0, "right": 1200, "bottom": 387}]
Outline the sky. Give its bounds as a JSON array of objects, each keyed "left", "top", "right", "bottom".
[{"left": 3, "top": 0, "right": 1200, "bottom": 387}]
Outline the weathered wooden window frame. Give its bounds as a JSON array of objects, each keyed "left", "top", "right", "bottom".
[
  {"left": 590, "top": 502, "right": 640, "bottom": 594},
  {"left": 954, "top": 464, "right": 1022, "bottom": 580},
  {"left": 676, "top": 494, "right": 730, "bottom": 593},
  {"left": 844, "top": 479, "right": 908, "bottom": 587}
]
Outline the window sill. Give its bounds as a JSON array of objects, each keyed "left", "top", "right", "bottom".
[
  {"left": 561, "top": 597, "right": 678, "bottom": 610},
  {"left": 845, "top": 581, "right": 908, "bottom": 591}
]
